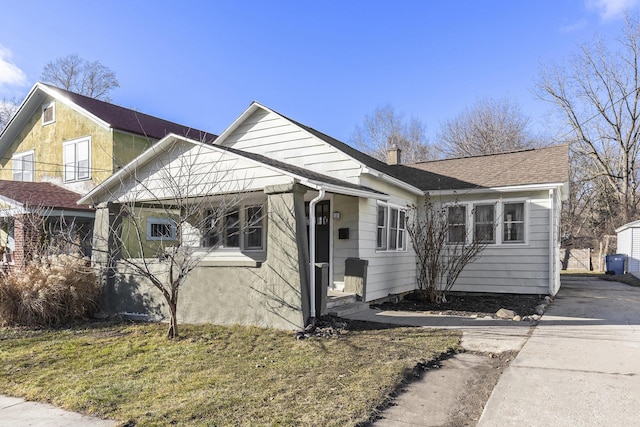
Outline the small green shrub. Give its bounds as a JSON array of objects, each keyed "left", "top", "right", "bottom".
[{"left": 0, "top": 254, "right": 100, "bottom": 326}]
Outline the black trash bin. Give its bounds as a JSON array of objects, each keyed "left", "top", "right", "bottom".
[{"left": 605, "top": 254, "right": 626, "bottom": 275}]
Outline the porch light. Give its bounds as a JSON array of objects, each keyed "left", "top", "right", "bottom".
[{"left": 333, "top": 211, "right": 341, "bottom": 220}]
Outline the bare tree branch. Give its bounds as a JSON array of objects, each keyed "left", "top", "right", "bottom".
[{"left": 41, "top": 54, "right": 119, "bottom": 101}]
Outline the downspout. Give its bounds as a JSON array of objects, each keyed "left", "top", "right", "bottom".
[
  {"left": 308, "top": 188, "right": 326, "bottom": 323},
  {"left": 549, "top": 188, "right": 556, "bottom": 296}
]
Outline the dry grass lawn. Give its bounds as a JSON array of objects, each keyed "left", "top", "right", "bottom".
[{"left": 0, "top": 321, "right": 460, "bottom": 426}]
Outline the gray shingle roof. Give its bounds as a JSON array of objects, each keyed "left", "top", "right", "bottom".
[{"left": 408, "top": 145, "right": 569, "bottom": 190}]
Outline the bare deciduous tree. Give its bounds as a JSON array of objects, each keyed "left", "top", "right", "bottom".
[
  {"left": 438, "top": 97, "right": 538, "bottom": 158},
  {"left": 41, "top": 54, "right": 119, "bottom": 101},
  {"left": 351, "top": 104, "right": 435, "bottom": 163},
  {"left": 407, "top": 195, "right": 487, "bottom": 303},
  {"left": 96, "top": 140, "right": 251, "bottom": 339},
  {"left": 537, "top": 15, "right": 640, "bottom": 225},
  {"left": 0, "top": 97, "right": 19, "bottom": 133}
]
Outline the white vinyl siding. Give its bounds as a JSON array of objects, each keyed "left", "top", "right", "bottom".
[
  {"left": 63, "top": 137, "right": 91, "bottom": 182},
  {"left": 12, "top": 151, "right": 34, "bottom": 182},
  {"left": 447, "top": 192, "right": 553, "bottom": 294},
  {"left": 359, "top": 197, "right": 417, "bottom": 301},
  {"left": 221, "top": 109, "right": 363, "bottom": 182}
]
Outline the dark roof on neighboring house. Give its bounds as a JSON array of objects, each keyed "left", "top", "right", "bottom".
[
  {"left": 408, "top": 145, "right": 569, "bottom": 190},
  {"left": 41, "top": 83, "right": 217, "bottom": 143},
  {"left": 0, "top": 180, "right": 93, "bottom": 212}
]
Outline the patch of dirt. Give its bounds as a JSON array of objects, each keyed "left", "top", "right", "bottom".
[
  {"left": 443, "top": 351, "right": 517, "bottom": 427},
  {"left": 372, "top": 291, "right": 546, "bottom": 318}
]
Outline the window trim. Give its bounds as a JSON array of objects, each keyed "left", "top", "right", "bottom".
[
  {"left": 445, "top": 199, "right": 529, "bottom": 246},
  {"left": 146, "top": 218, "right": 177, "bottom": 241},
  {"left": 203, "top": 203, "right": 266, "bottom": 252},
  {"left": 376, "top": 202, "right": 408, "bottom": 252},
  {"left": 473, "top": 203, "right": 496, "bottom": 244},
  {"left": 502, "top": 201, "right": 526, "bottom": 244},
  {"left": 63, "top": 136, "right": 91, "bottom": 183},
  {"left": 12, "top": 150, "right": 34, "bottom": 182},
  {"left": 42, "top": 101, "right": 55, "bottom": 125},
  {"left": 446, "top": 204, "right": 467, "bottom": 244}
]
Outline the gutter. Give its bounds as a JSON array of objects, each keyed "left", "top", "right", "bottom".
[{"left": 307, "top": 188, "right": 326, "bottom": 323}]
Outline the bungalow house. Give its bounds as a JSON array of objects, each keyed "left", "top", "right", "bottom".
[
  {"left": 0, "top": 82, "right": 216, "bottom": 268},
  {"left": 79, "top": 101, "right": 569, "bottom": 330}
]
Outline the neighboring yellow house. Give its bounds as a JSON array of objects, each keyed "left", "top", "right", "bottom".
[{"left": 0, "top": 82, "right": 217, "bottom": 267}]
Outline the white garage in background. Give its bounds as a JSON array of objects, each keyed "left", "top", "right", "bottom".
[{"left": 615, "top": 220, "right": 640, "bottom": 274}]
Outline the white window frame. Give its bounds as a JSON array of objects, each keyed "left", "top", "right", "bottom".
[
  {"left": 203, "top": 204, "right": 266, "bottom": 252},
  {"left": 502, "top": 201, "right": 527, "bottom": 244},
  {"left": 376, "top": 202, "right": 408, "bottom": 252},
  {"left": 447, "top": 204, "right": 467, "bottom": 244},
  {"left": 63, "top": 136, "right": 91, "bottom": 182},
  {"left": 12, "top": 150, "right": 34, "bottom": 182},
  {"left": 473, "top": 203, "right": 496, "bottom": 244},
  {"left": 146, "top": 218, "right": 177, "bottom": 241},
  {"left": 447, "top": 199, "right": 529, "bottom": 246},
  {"left": 42, "top": 101, "right": 55, "bottom": 125}
]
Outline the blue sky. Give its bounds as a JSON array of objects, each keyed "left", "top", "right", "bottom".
[{"left": 0, "top": 0, "right": 638, "bottom": 144}]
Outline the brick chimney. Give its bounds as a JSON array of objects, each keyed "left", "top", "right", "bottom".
[{"left": 387, "top": 144, "right": 401, "bottom": 165}]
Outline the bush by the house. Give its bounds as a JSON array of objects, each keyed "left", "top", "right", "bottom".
[{"left": 0, "top": 254, "right": 100, "bottom": 326}]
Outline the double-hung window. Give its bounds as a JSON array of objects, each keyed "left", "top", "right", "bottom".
[
  {"left": 503, "top": 202, "right": 525, "bottom": 243},
  {"left": 447, "top": 205, "right": 467, "bottom": 244},
  {"left": 203, "top": 205, "right": 265, "bottom": 251},
  {"left": 474, "top": 204, "right": 495, "bottom": 243},
  {"left": 63, "top": 137, "right": 90, "bottom": 182},
  {"left": 376, "top": 203, "right": 407, "bottom": 251},
  {"left": 12, "top": 151, "right": 34, "bottom": 182}
]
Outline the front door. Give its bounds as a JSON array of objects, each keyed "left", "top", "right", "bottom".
[{"left": 306, "top": 200, "right": 331, "bottom": 315}]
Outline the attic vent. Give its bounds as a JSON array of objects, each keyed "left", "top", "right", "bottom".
[{"left": 42, "top": 101, "right": 55, "bottom": 125}]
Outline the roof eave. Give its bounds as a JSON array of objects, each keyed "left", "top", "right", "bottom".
[
  {"left": 425, "top": 182, "right": 568, "bottom": 196},
  {"left": 361, "top": 167, "right": 424, "bottom": 196}
]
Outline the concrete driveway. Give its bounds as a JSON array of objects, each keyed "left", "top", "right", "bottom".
[{"left": 479, "top": 277, "right": 640, "bottom": 426}]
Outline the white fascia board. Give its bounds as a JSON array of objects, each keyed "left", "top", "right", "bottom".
[
  {"left": 0, "top": 84, "right": 43, "bottom": 156},
  {"left": 615, "top": 219, "right": 640, "bottom": 233},
  {"left": 425, "top": 182, "right": 568, "bottom": 197},
  {"left": 361, "top": 167, "right": 424, "bottom": 196},
  {"left": 210, "top": 101, "right": 262, "bottom": 146},
  {"left": 304, "top": 180, "right": 389, "bottom": 200},
  {"left": 0, "top": 195, "right": 23, "bottom": 210},
  {"left": 47, "top": 209, "right": 96, "bottom": 219},
  {"left": 37, "top": 83, "right": 111, "bottom": 130}
]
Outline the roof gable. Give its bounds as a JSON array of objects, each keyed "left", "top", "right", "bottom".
[
  {"left": 0, "top": 83, "right": 217, "bottom": 158},
  {"left": 80, "top": 134, "right": 385, "bottom": 206}
]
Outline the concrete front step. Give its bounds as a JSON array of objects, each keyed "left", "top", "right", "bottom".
[{"left": 327, "top": 301, "right": 371, "bottom": 317}]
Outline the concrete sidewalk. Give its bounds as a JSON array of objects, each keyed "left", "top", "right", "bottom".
[
  {"left": 0, "top": 395, "right": 117, "bottom": 427},
  {"left": 479, "top": 277, "right": 640, "bottom": 426}
]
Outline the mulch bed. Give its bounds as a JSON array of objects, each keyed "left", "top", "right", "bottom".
[{"left": 371, "top": 291, "right": 546, "bottom": 318}]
